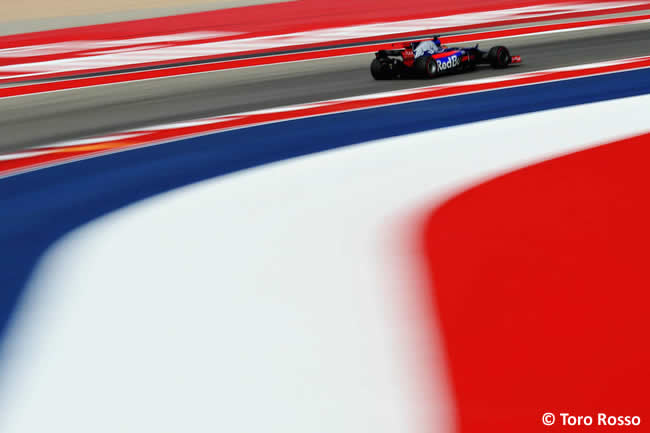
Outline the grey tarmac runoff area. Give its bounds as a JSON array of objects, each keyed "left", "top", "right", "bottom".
[{"left": 0, "top": 23, "right": 650, "bottom": 154}]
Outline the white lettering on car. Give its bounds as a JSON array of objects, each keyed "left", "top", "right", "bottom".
[{"left": 436, "top": 55, "right": 460, "bottom": 71}]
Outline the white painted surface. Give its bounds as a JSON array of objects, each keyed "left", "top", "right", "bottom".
[
  {"left": 1, "top": 1, "right": 646, "bottom": 81},
  {"left": 2, "top": 94, "right": 650, "bottom": 432}
]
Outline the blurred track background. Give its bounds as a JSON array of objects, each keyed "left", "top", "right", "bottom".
[{"left": 1, "top": 1, "right": 649, "bottom": 432}]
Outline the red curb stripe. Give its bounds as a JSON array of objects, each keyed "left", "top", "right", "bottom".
[
  {"left": 3, "top": 13, "right": 650, "bottom": 98},
  {"left": 3, "top": 0, "right": 648, "bottom": 48},
  {"left": 422, "top": 131, "right": 650, "bottom": 433}
]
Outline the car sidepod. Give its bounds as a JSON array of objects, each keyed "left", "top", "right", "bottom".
[{"left": 430, "top": 51, "right": 464, "bottom": 75}]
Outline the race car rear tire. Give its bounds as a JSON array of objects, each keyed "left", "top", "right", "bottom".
[
  {"left": 371, "top": 59, "right": 392, "bottom": 80},
  {"left": 488, "top": 46, "right": 511, "bottom": 69},
  {"left": 415, "top": 56, "right": 437, "bottom": 78}
]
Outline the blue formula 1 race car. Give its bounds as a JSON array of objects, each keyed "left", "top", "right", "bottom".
[{"left": 370, "top": 36, "right": 521, "bottom": 80}]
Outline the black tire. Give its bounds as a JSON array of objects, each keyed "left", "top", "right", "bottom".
[
  {"left": 371, "top": 58, "right": 392, "bottom": 80},
  {"left": 488, "top": 46, "right": 511, "bottom": 69},
  {"left": 414, "top": 56, "right": 437, "bottom": 78}
]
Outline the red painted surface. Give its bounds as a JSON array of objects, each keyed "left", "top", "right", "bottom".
[
  {"left": 3, "top": 11, "right": 648, "bottom": 72},
  {"left": 3, "top": 0, "right": 648, "bottom": 49},
  {"left": 3, "top": 14, "right": 650, "bottom": 98},
  {"left": 422, "top": 132, "right": 650, "bottom": 432}
]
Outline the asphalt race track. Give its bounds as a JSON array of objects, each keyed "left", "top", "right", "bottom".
[{"left": 1, "top": 23, "right": 649, "bottom": 153}]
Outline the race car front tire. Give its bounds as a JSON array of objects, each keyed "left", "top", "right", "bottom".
[
  {"left": 371, "top": 59, "right": 393, "bottom": 80},
  {"left": 415, "top": 56, "right": 437, "bottom": 78},
  {"left": 488, "top": 46, "right": 511, "bottom": 68}
]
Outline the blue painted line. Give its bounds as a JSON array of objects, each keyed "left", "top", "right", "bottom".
[{"left": 1, "top": 67, "right": 649, "bottom": 346}]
